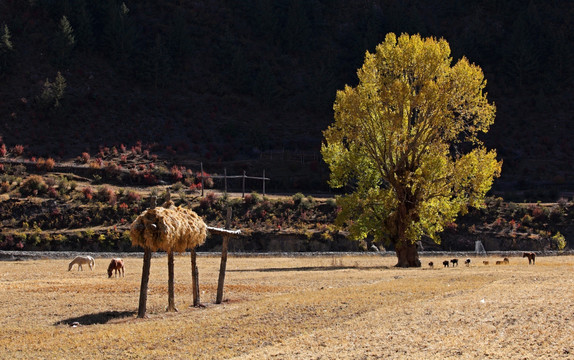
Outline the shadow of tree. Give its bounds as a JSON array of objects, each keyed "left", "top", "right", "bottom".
[
  {"left": 54, "top": 310, "right": 136, "bottom": 326},
  {"left": 229, "top": 265, "right": 390, "bottom": 273}
]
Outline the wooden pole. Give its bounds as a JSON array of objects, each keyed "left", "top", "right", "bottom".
[
  {"left": 191, "top": 248, "right": 200, "bottom": 307},
  {"left": 137, "top": 248, "right": 152, "bottom": 318},
  {"left": 242, "top": 170, "right": 246, "bottom": 198},
  {"left": 200, "top": 162, "right": 204, "bottom": 197},
  {"left": 137, "top": 195, "right": 156, "bottom": 318},
  {"left": 224, "top": 168, "right": 227, "bottom": 195},
  {"left": 216, "top": 207, "right": 232, "bottom": 304},
  {"left": 216, "top": 235, "right": 229, "bottom": 304},
  {"left": 167, "top": 250, "right": 177, "bottom": 312},
  {"left": 262, "top": 169, "right": 266, "bottom": 196}
]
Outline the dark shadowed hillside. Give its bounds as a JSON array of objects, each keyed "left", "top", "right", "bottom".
[{"left": 1, "top": 0, "right": 573, "bottom": 198}]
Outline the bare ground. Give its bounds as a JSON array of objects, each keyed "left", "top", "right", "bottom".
[{"left": 0, "top": 254, "right": 573, "bottom": 359}]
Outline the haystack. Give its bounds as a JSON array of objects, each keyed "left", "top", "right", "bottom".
[
  {"left": 130, "top": 203, "right": 207, "bottom": 252},
  {"left": 131, "top": 201, "right": 208, "bottom": 317}
]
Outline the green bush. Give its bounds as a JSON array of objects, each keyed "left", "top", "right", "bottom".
[
  {"left": 326, "top": 198, "right": 337, "bottom": 208},
  {"left": 552, "top": 232, "right": 566, "bottom": 251},
  {"left": 292, "top": 192, "right": 305, "bottom": 204}
]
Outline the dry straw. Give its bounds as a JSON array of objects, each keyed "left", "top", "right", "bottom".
[{"left": 130, "top": 202, "right": 207, "bottom": 252}]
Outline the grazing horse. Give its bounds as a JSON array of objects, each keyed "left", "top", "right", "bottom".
[
  {"left": 450, "top": 259, "right": 459, "bottom": 267},
  {"left": 523, "top": 252, "right": 536, "bottom": 265},
  {"left": 68, "top": 256, "right": 95, "bottom": 271},
  {"left": 428, "top": 261, "right": 434, "bottom": 268},
  {"left": 495, "top": 260, "right": 502, "bottom": 265},
  {"left": 107, "top": 258, "right": 125, "bottom": 278},
  {"left": 503, "top": 257, "right": 510, "bottom": 264},
  {"left": 483, "top": 261, "right": 489, "bottom": 265},
  {"left": 464, "top": 258, "right": 471, "bottom": 266},
  {"left": 443, "top": 260, "right": 449, "bottom": 268}
]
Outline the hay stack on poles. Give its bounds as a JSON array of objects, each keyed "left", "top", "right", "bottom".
[{"left": 130, "top": 197, "right": 207, "bottom": 318}]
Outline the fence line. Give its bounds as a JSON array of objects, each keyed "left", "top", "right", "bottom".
[
  {"left": 198, "top": 163, "right": 270, "bottom": 198},
  {"left": 1, "top": 158, "right": 271, "bottom": 198}
]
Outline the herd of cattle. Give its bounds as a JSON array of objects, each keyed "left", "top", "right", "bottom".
[{"left": 428, "top": 252, "right": 536, "bottom": 268}]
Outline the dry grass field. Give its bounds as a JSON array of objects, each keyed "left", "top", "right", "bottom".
[{"left": 0, "top": 254, "right": 573, "bottom": 359}]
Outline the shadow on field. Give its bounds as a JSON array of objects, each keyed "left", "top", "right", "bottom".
[
  {"left": 229, "top": 265, "right": 390, "bottom": 273},
  {"left": 55, "top": 310, "right": 136, "bottom": 326}
]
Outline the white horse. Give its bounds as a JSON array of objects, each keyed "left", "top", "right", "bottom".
[{"left": 68, "top": 256, "right": 95, "bottom": 271}]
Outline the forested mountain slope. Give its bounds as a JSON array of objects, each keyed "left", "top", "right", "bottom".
[{"left": 0, "top": 0, "right": 573, "bottom": 198}]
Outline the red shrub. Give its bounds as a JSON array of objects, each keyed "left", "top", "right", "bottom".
[
  {"left": 126, "top": 190, "right": 141, "bottom": 203},
  {"left": 36, "top": 158, "right": 46, "bottom": 169},
  {"left": 47, "top": 187, "right": 58, "bottom": 198},
  {"left": 97, "top": 186, "right": 117, "bottom": 205},
  {"left": 199, "top": 192, "right": 218, "bottom": 209},
  {"left": 82, "top": 186, "right": 93, "bottom": 200},
  {"left": 119, "top": 202, "right": 129, "bottom": 213},
  {"left": 45, "top": 158, "right": 55, "bottom": 170},
  {"left": 12, "top": 145, "right": 24, "bottom": 156},
  {"left": 81, "top": 152, "right": 90, "bottom": 163},
  {"left": 171, "top": 165, "right": 183, "bottom": 181}
]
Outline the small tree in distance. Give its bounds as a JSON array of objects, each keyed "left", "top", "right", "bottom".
[
  {"left": 37, "top": 72, "right": 67, "bottom": 110},
  {"left": 322, "top": 33, "right": 502, "bottom": 267},
  {"left": 0, "top": 24, "right": 14, "bottom": 76},
  {"left": 53, "top": 16, "right": 75, "bottom": 66}
]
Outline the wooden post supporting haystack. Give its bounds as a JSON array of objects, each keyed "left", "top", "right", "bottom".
[
  {"left": 167, "top": 250, "right": 177, "bottom": 312},
  {"left": 138, "top": 248, "right": 152, "bottom": 318},
  {"left": 137, "top": 196, "right": 156, "bottom": 319}
]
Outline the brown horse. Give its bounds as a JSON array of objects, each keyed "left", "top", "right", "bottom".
[
  {"left": 523, "top": 252, "right": 536, "bottom": 265},
  {"left": 107, "top": 258, "right": 125, "bottom": 278}
]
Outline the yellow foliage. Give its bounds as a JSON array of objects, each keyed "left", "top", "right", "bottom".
[{"left": 322, "top": 33, "right": 502, "bottom": 247}]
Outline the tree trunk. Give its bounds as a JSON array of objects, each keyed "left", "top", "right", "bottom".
[
  {"left": 137, "top": 247, "right": 152, "bottom": 318},
  {"left": 395, "top": 242, "right": 421, "bottom": 268},
  {"left": 167, "top": 250, "right": 178, "bottom": 312}
]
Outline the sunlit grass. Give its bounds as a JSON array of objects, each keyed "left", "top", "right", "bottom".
[{"left": 0, "top": 255, "right": 572, "bottom": 359}]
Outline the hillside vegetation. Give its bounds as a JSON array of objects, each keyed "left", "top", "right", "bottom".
[{"left": 0, "top": 155, "right": 572, "bottom": 252}]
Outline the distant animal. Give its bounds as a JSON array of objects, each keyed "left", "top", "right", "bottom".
[
  {"left": 443, "top": 260, "right": 449, "bottom": 267},
  {"left": 465, "top": 258, "right": 471, "bottom": 266},
  {"left": 523, "top": 252, "right": 536, "bottom": 265},
  {"left": 107, "top": 258, "right": 125, "bottom": 278},
  {"left": 450, "top": 259, "right": 458, "bottom": 267},
  {"left": 483, "top": 261, "right": 489, "bottom": 265},
  {"left": 503, "top": 257, "right": 510, "bottom": 264},
  {"left": 428, "top": 261, "right": 434, "bottom": 268},
  {"left": 68, "top": 256, "right": 95, "bottom": 271},
  {"left": 495, "top": 260, "right": 502, "bottom": 265}
]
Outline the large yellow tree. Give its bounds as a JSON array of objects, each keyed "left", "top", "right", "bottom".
[{"left": 322, "top": 33, "right": 502, "bottom": 267}]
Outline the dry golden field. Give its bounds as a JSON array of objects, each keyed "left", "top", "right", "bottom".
[{"left": 0, "top": 254, "right": 573, "bottom": 359}]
